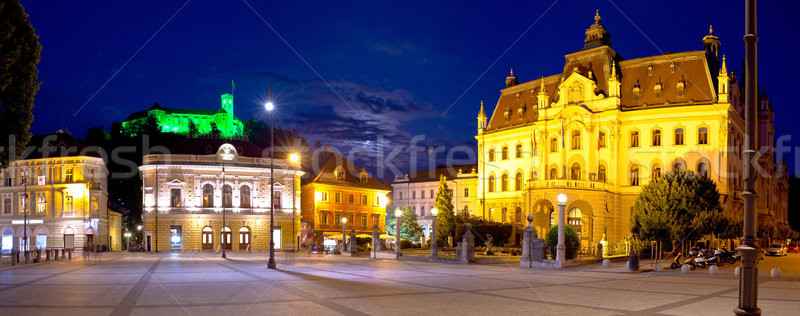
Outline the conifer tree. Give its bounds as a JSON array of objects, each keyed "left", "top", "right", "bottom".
[{"left": 434, "top": 174, "right": 456, "bottom": 241}]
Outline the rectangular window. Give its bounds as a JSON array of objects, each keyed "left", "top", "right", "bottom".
[
  {"left": 334, "top": 192, "right": 341, "bottom": 203},
  {"left": 373, "top": 215, "right": 380, "bottom": 227},
  {"left": 488, "top": 149, "right": 495, "bottom": 162},
  {"left": 412, "top": 191, "right": 416, "bottom": 199},
  {"left": 599, "top": 132, "right": 606, "bottom": 148},
  {"left": 630, "top": 131, "right": 640, "bottom": 147},
  {"left": 675, "top": 128, "right": 685, "bottom": 145},
  {"left": 652, "top": 130, "right": 662, "bottom": 146},
  {"left": 361, "top": 194, "right": 367, "bottom": 205},
  {"left": 399, "top": 192, "right": 403, "bottom": 200},
  {"left": 273, "top": 191, "right": 282, "bottom": 210},
  {"left": 501, "top": 147, "right": 509, "bottom": 160},
  {"left": 361, "top": 215, "right": 367, "bottom": 227},
  {"left": 698, "top": 127, "right": 708, "bottom": 145},
  {"left": 321, "top": 212, "right": 328, "bottom": 225},
  {"left": 65, "top": 168, "right": 74, "bottom": 183},
  {"left": 421, "top": 190, "right": 425, "bottom": 199},
  {"left": 348, "top": 194, "right": 354, "bottom": 204},
  {"left": 37, "top": 194, "right": 46, "bottom": 213},
  {"left": 322, "top": 192, "right": 329, "bottom": 202},
  {"left": 170, "top": 188, "right": 181, "bottom": 207},
  {"left": 3, "top": 198, "right": 10, "bottom": 214},
  {"left": 550, "top": 138, "right": 558, "bottom": 153},
  {"left": 335, "top": 214, "right": 341, "bottom": 225},
  {"left": 464, "top": 188, "right": 469, "bottom": 197},
  {"left": 430, "top": 190, "right": 434, "bottom": 198},
  {"left": 515, "top": 144, "right": 523, "bottom": 158}
]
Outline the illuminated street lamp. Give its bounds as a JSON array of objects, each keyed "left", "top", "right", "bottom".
[
  {"left": 556, "top": 193, "right": 567, "bottom": 264},
  {"left": 394, "top": 209, "right": 403, "bottom": 257},
  {"left": 430, "top": 207, "right": 438, "bottom": 258},
  {"left": 341, "top": 217, "right": 348, "bottom": 252},
  {"left": 266, "top": 93, "right": 277, "bottom": 269},
  {"left": 137, "top": 225, "right": 142, "bottom": 231}
]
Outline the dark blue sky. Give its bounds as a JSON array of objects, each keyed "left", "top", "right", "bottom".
[{"left": 22, "top": 0, "right": 800, "bottom": 178}]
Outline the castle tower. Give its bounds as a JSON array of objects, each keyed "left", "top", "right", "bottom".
[
  {"left": 221, "top": 93, "right": 234, "bottom": 115},
  {"left": 702, "top": 25, "right": 721, "bottom": 59},
  {"left": 505, "top": 69, "right": 518, "bottom": 88}
]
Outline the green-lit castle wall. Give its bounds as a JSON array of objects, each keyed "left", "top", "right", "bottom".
[{"left": 121, "top": 93, "right": 244, "bottom": 138}]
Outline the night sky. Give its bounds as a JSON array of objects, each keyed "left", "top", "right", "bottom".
[{"left": 21, "top": 0, "right": 800, "bottom": 179}]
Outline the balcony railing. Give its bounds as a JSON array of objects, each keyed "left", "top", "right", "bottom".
[
  {"left": 149, "top": 207, "right": 294, "bottom": 215},
  {"left": 529, "top": 179, "right": 608, "bottom": 191}
]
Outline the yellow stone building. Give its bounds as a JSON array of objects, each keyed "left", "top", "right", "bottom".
[
  {"left": 300, "top": 147, "right": 390, "bottom": 249},
  {"left": 1, "top": 132, "right": 116, "bottom": 252},
  {"left": 140, "top": 139, "right": 302, "bottom": 252},
  {"left": 474, "top": 13, "right": 788, "bottom": 249}
]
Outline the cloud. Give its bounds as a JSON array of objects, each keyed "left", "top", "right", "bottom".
[{"left": 373, "top": 41, "right": 416, "bottom": 56}]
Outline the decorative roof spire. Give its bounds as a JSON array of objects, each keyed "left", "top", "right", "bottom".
[
  {"left": 720, "top": 54, "right": 728, "bottom": 74},
  {"left": 478, "top": 100, "right": 486, "bottom": 117},
  {"left": 540, "top": 76, "right": 545, "bottom": 90},
  {"left": 702, "top": 24, "right": 720, "bottom": 58},
  {"left": 595, "top": 9, "right": 601, "bottom": 24},
  {"left": 709, "top": 24, "right": 713, "bottom": 35},
  {"left": 611, "top": 60, "right": 617, "bottom": 78},
  {"left": 583, "top": 9, "right": 611, "bottom": 50},
  {"left": 505, "top": 68, "right": 518, "bottom": 88}
]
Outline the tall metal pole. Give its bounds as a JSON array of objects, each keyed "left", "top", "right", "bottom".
[
  {"left": 22, "top": 174, "right": 28, "bottom": 252},
  {"left": 556, "top": 196, "right": 566, "bottom": 264},
  {"left": 292, "top": 168, "right": 296, "bottom": 251},
  {"left": 430, "top": 209, "right": 438, "bottom": 258},
  {"left": 154, "top": 167, "right": 158, "bottom": 253},
  {"left": 222, "top": 166, "right": 226, "bottom": 259},
  {"left": 736, "top": 0, "right": 761, "bottom": 314},
  {"left": 267, "top": 95, "right": 277, "bottom": 269}
]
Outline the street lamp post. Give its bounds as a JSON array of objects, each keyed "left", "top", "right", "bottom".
[
  {"left": 289, "top": 153, "right": 299, "bottom": 252},
  {"left": 21, "top": 174, "right": 28, "bottom": 252},
  {"left": 736, "top": 0, "right": 761, "bottom": 314},
  {"left": 394, "top": 209, "right": 402, "bottom": 257},
  {"left": 341, "top": 217, "right": 347, "bottom": 252},
  {"left": 556, "top": 193, "right": 567, "bottom": 264},
  {"left": 221, "top": 166, "right": 226, "bottom": 259},
  {"left": 266, "top": 97, "right": 277, "bottom": 269},
  {"left": 430, "top": 208, "right": 438, "bottom": 258}
]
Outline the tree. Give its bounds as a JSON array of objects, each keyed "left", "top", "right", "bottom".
[
  {"left": 0, "top": 0, "right": 41, "bottom": 168},
  {"left": 385, "top": 204, "right": 422, "bottom": 241},
  {"left": 434, "top": 174, "right": 456, "bottom": 240},
  {"left": 630, "top": 170, "right": 722, "bottom": 244},
  {"left": 187, "top": 120, "right": 199, "bottom": 138}
]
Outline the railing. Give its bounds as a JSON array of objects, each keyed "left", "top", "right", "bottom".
[
  {"left": 150, "top": 207, "right": 290, "bottom": 215},
  {"left": 530, "top": 179, "right": 607, "bottom": 191}
]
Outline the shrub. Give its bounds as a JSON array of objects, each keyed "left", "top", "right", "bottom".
[
  {"left": 454, "top": 217, "right": 513, "bottom": 246},
  {"left": 399, "top": 239, "right": 413, "bottom": 249},
  {"left": 545, "top": 225, "right": 580, "bottom": 259}
]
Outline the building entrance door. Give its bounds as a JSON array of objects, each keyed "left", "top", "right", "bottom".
[
  {"left": 239, "top": 227, "right": 250, "bottom": 250},
  {"left": 146, "top": 235, "right": 151, "bottom": 252},
  {"left": 201, "top": 227, "right": 213, "bottom": 250},
  {"left": 221, "top": 227, "right": 232, "bottom": 250}
]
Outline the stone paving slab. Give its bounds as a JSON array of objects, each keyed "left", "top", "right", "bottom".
[{"left": 0, "top": 252, "right": 798, "bottom": 316}]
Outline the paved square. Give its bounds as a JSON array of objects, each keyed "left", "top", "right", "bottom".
[{"left": 1, "top": 252, "right": 799, "bottom": 315}]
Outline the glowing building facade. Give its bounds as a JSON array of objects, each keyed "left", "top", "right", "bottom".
[
  {"left": 474, "top": 13, "right": 788, "bottom": 248},
  {"left": 121, "top": 93, "right": 245, "bottom": 138},
  {"left": 139, "top": 140, "right": 302, "bottom": 252}
]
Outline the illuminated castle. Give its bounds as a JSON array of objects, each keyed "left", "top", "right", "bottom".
[{"left": 121, "top": 93, "right": 245, "bottom": 138}]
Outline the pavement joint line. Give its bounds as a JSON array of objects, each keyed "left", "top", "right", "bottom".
[
  {"left": 0, "top": 257, "right": 122, "bottom": 293},
  {"left": 109, "top": 257, "right": 164, "bottom": 316},
  {"left": 632, "top": 286, "right": 737, "bottom": 314}
]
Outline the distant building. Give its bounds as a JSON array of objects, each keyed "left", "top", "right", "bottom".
[
  {"left": 474, "top": 12, "right": 788, "bottom": 248},
  {"left": 121, "top": 93, "right": 245, "bottom": 138},
  {"left": 0, "top": 132, "right": 117, "bottom": 252},
  {"left": 139, "top": 139, "right": 302, "bottom": 252},
  {"left": 300, "top": 147, "right": 390, "bottom": 249},
  {"left": 391, "top": 165, "right": 478, "bottom": 240}
]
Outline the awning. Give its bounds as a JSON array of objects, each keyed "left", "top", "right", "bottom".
[
  {"left": 356, "top": 234, "right": 373, "bottom": 238},
  {"left": 379, "top": 234, "right": 395, "bottom": 240}
]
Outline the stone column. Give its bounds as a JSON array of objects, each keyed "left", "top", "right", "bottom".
[
  {"left": 556, "top": 199, "right": 566, "bottom": 264},
  {"left": 24, "top": 250, "right": 30, "bottom": 264},
  {"left": 349, "top": 229, "right": 357, "bottom": 257},
  {"left": 520, "top": 215, "right": 536, "bottom": 268},
  {"left": 459, "top": 223, "right": 475, "bottom": 264},
  {"left": 371, "top": 224, "right": 379, "bottom": 259}
]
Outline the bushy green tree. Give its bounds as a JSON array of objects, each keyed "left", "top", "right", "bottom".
[
  {"left": 0, "top": 0, "right": 41, "bottom": 168},
  {"left": 545, "top": 225, "right": 580, "bottom": 259},
  {"left": 385, "top": 204, "right": 422, "bottom": 241},
  {"left": 631, "top": 170, "right": 721, "bottom": 243},
  {"left": 434, "top": 174, "right": 456, "bottom": 240}
]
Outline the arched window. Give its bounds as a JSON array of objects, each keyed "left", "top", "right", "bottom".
[
  {"left": 630, "top": 131, "right": 640, "bottom": 147},
  {"left": 571, "top": 130, "right": 581, "bottom": 150},
  {"left": 550, "top": 138, "right": 558, "bottom": 153},
  {"left": 568, "top": 208, "right": 583, "bottom": 239},
  {"left": 488, "top": 175, "right": 495, "bottom": 192},
  {"left": 673, "top": 161, "right": 685, "bottom": 172},
  {"left": 698, "top": 162, "right": 709, "bottom": 177},
  {"left": 222, "top": 185, "right": 232, "bottom": 208},
  {"left": 630, "top": 165, "right": 640, "bottom": 186},
  {"left": 501, "top": 173, "right": 509, "bottom": 191},
  {"left": 571, "top": 163, "right": 581, "bottom": 180},
  {"left": 515, "top": 172, "right": 523, "bottom": 190},
  {"left": 598, "top": 165, "right": 606, "bottom": 183},
  {"left": 488, "top": 149, "right": 495, "bottom": 162},
  {"left": 515, "top": 207, "right": 522, "bottom": 223},
  {"left": 420, "top": 206, "right": 425, "bottom": 217},
  {"left": 501, "top": 146, "right": 509, "bottom": 160},
  {"left": 549, "top": 168, "right": 558, "bottom": 180},
  {"left": 202, "top": 184, "right": 214, "bottom": 207},
  {"left": 652, "top": 164, "right": 662, "bottom": 178},
  {"left": 675, "top": 128, "right": 685, "bottom": 145},
  {"left": 698, "top": 127, "right": 708, "bottom": 145},
  {"left": 652, "top": 129, "right": 662, "bottom": 146},
  {"left": 240, "top": 186, "right": 251, "bottom": 208}
]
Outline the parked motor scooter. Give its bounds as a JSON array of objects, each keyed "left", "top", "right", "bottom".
[
  {"left": 703, "top": 250, "right": 724, "bottom": 267},
  {"left": 670, "top": 253, "right": 684, "bottom": 269}
]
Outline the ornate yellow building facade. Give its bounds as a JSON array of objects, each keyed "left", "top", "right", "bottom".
[{"left": 475, "top": 13, "right": 788, "bottom": 248}]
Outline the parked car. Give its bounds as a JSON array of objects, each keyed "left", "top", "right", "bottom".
[
  {"left": 787, "top": 243, "right": 799, "bottom": 253},
  {"left": 766, "top": 243, "right": 787, "bottom": 256}
]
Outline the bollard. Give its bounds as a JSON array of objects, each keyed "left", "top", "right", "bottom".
[
  {"left": 681, "top": 265, "right": 688, "bottom": 274},
  {"left": 735, "top": 266, "right": 741, "bottom": 276},
  {"left": 602, "top": 259, "right": 610, "bottom": 268},
  {"left": 36, "top": 250, "right": 42, "bottom": 262},
  {"left": 67, "top": 248, "right": 72, "bottom": 259},
  {"left": 24, "top": 251, "right": 30, "bottom": 264},
  {"left": 770, "top": 268, "right": 780, "bottom": 278},
  {"left": 654, "top": 264, "right": 662, "bottom": 272},
  {"left": 11, "top": 251, "right": 18, "bottom": 266},
  {"left": 46, "top": 249, "right": 51, "bottom": 261},
  {"left": 708, "top": 265, "right": 718, "bottom": 275}
]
